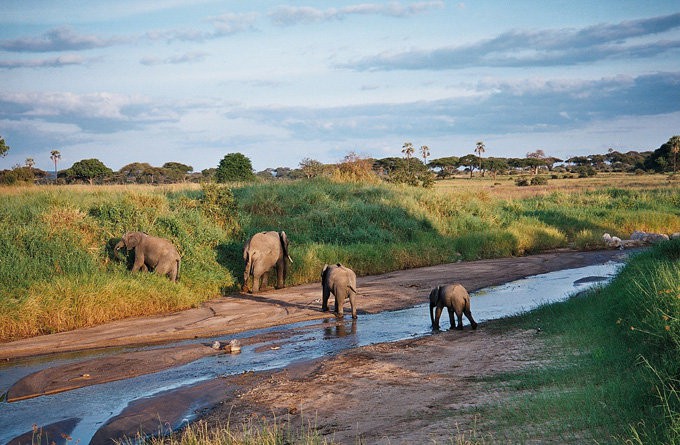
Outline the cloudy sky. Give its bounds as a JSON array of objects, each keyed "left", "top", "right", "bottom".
[{"left": 1, "top": 1, "right": 679, "bottom": 173}]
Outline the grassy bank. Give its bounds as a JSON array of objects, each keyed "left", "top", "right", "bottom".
[
  {"left": 474, "top": 240, "right": 680, "bottom": 443},
  {"left": 1, "top": 178, "right": 679, "bottom": 342}
]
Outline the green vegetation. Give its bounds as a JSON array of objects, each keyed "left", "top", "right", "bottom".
[
  {"left": 470, "top": 240, "right": 680, "bottom": 443},
  {"left": 1, "top": 178, "right": 678, "bottom": 342}
]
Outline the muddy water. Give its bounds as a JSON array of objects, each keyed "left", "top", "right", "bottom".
[{"left": 0, "top": 262, "right": 621, "bottom": 444}]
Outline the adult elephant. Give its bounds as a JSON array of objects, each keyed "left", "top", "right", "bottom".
[
  {"left": 321, "top": 263, "right": 358, "bottom": 319},
  {"left": 429, "top": 283, "right": 478, "bottom": 330},
  {"left": 242, "top": 231, "right": 292, "bottom": 293},
  {"left": 115, "top": 231, "right": 181, "bottom": 282}
]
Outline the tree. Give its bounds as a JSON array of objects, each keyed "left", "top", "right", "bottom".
[
  {"left": 0, "top": 136, "right": 9, "bottom": 158},
  {"left": 50, "top": 150, "right": 61, "bottom": 180},
  {"left": 428, "top": 156, "right": 459, "bottom": 179},
  {"left": 474, "top": 141, "right": 486, "bottom": 176},
  {"left": 162, "top": 162, "right": 193, "bottom": 182},
  {"left": 644, "top": 136, "right": 680, "bottom": 173},
  {"left": 420, "top": 145, "right": 430, "bottom": 165},
  {"left": 670, "top": 136, "right": 680, "bottom": 173},
  {"left": 459, "top": 154, "right": 478, "bottom": 178},
  {"left": 402, "top": 142, "right": 414, "bottom": 172},
  {"left": 216, "top": 153, "right": 255, "bottom": 182},
  {"left": 299, "top": 158, "right": 325, "bottom": 178},
  {"left": 65, "top": 158, "right": 113, "bottom": 184},
  {"left": 526, "top": 150, "right": 547, "bottom": 175},
  {"left": 25, "top": 158, "right": 35, "bottom": 170},
  {"left": 483, "top": 157, "right": 508, "bottom": 180}
]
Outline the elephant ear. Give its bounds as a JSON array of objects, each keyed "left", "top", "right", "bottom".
[{"left": 279, "top": 231, "right": 292, "bottom": 262}]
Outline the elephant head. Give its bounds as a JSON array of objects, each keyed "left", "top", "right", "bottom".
[{"left": 115, "top": 232, "right": 143, "bottom": 251}]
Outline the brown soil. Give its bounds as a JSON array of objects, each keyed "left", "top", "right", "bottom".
[{"left": 2, "top": 249, "right": 630, "bottom": 444}]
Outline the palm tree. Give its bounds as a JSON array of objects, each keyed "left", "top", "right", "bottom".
[
  {"left": 670, "top": 136, "right": 680, "bottom": 173},
  {"left": 474, "top": 141, "right": 486, "bottom": 177},
  {"left": 402, "top": 142, "right": 414, "bottom": 172},
  {"left": 50, "top": 150, "right": 61, "bottom": 180},
  {"left": 420, "top": 145, "right": 430, "bottom": 166}
]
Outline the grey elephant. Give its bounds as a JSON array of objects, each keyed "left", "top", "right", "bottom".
[
  {"left": 242, "top": 231, "right": 292, "bottom": 293},
  {"left": 429, "top": 283, "right": 478, "bottom": 330},
  {"left": 322, "top": 263, "right": 358, "bottom": 319},
  {"left": 115, "top": 231, "right": 181, "bottom": 282}
]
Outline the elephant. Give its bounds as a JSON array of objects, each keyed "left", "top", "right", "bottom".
[
  {"left": 429, "top": 283, "right": 478, "bottom": 330},
  {"left": 114, "top": 231, "right": 181, "bottom": 282},
  {"left": 321, "top": 263, "right": 358, "bottom": 319},
  {"left": 242, "top": 231, "right": 292, "bottom": 293}
]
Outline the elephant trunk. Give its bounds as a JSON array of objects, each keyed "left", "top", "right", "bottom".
[{"left": 114, "top": 240, "right": 126, "bottom": 251}]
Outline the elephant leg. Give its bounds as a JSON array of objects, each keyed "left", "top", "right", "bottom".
[
  {"left": 275, "top": 262, "right": 285, "bottom": 289},
  {"left": 261, "top": 271, "right": 270, "bottom": 290},
  {"left": 348, "top": 293, "right": 357, "bottom": 319},
  {"left": 434, "top": 307, "right": 443, "bottom": 330},
  {"left": 455, "top": 309, "right": 464, "bottom": 330},
  {"left": 131, "top": 254, "right": 146, "bottom": 272},
  {"left": 465, "top": 309, "right": 478, "bottom": 329},
  {"left": 322, "top": 287, "right": 331, "bottom": 312},
  {"left": 335, "top": 294, "right": 344, "bottom": 317},
  {"left": 447, "top": 307, "right": 457, "bottom": 330},
  {"left": 242, "top": 270, "right": 251, "bottom": 292},
  {"left": 252, "top": 273, "right": 262, "bottom": 293}
]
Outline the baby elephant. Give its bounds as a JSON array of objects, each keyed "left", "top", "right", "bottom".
[
  {"left": 322, "top": 263, "right": 358, "bottom": 319},
  {"left": 429, "top": 283, "right": 478, "bottom": 330},
  {"left": 115, "top": 231, "right": 181, "bottom": 282}
]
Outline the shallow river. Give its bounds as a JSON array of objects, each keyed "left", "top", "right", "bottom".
[{"left": 0, "top": 261, "right": 621, "bottom": 444}]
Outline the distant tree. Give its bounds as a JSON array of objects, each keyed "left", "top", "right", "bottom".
[
  {"left": 216, "top": 153, "right": 255, "bottom": 183},
  {"left": 483, "top": 157, "right": 509, "bottom": 180},
  {"left": 50, "top": 150, "right": 61, "bottom": 180},
  {"left": 474, "top": 141, "right": 486, "bottom": 176},
  {"left": 523, "top": 157, "right": 545, "bottom": 175},
  {"left": 402, "top": 142, "right": 414, "bottom": 172},
  {"left": 0, "top": 142, "right": 8, "bottom": 159},
  {"left": 428, "top": 156, "right": 459, "bottom": 179},
  {"left": 66, "top": 158, "right": 113, "bottom": 184},
  {"left": 644, "top": 136, "right": 680, "bottom": 173},
  {"left": 459, "top": 154, "right": 478, "bottom": 178},
  {"left": 420, "top": 145, "right": 430, "bottom": 165},
  {"left": 162, "top": 162, "right": 193, "bottom": 182},
  {"left": 336, "top": 151, "right": 376, "bottom": 182},
  {"left": 118, "top": 162, "right": 163, "bottom": 183},
  {"left": 670, "top": 136, "right": 680, "bottom": 173},
  {"left": 0, "top": 136, "right": 9, "bottom": 158},
  {"left": 299, "top": 158, "right": 325, "bottom": 178},
  {"left": 526, "top": 149, "right": 547, "bottom": 174},
  {"left": 201, "top": 168, "right": 217, "bottom": 181},
  {"left": 25, "top": 158, "right": 35, "bottom": 170}
]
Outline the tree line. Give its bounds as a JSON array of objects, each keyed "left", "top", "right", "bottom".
[{"left": 0, "top": 135, "right": 678, "bottom": 186}]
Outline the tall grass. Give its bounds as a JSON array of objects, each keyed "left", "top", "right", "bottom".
[
  {"left": 475, "top": 240, "right": 680, "bottom": 443},
  {"left": 1, "top": 179, "right": 678, "bottom": 342}
]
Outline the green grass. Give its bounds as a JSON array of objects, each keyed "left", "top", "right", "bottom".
[
  {"left": 1, "top": 178, "right": 679, "bottom": 342},
  {"left": 468, "top": 240, "right": 680, "bottom": 443}
]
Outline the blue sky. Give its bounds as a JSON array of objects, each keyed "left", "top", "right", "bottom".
[{"left": 1, "top": 1, "right": 679, "bottom": 173}]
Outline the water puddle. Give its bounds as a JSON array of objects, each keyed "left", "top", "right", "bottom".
[{"left": 0, "top": 261, "right": 622, "bottom": 444}]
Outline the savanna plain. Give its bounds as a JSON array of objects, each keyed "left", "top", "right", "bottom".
[{"left": 1, "top": 173, "right": 679, "bottom": 444}]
